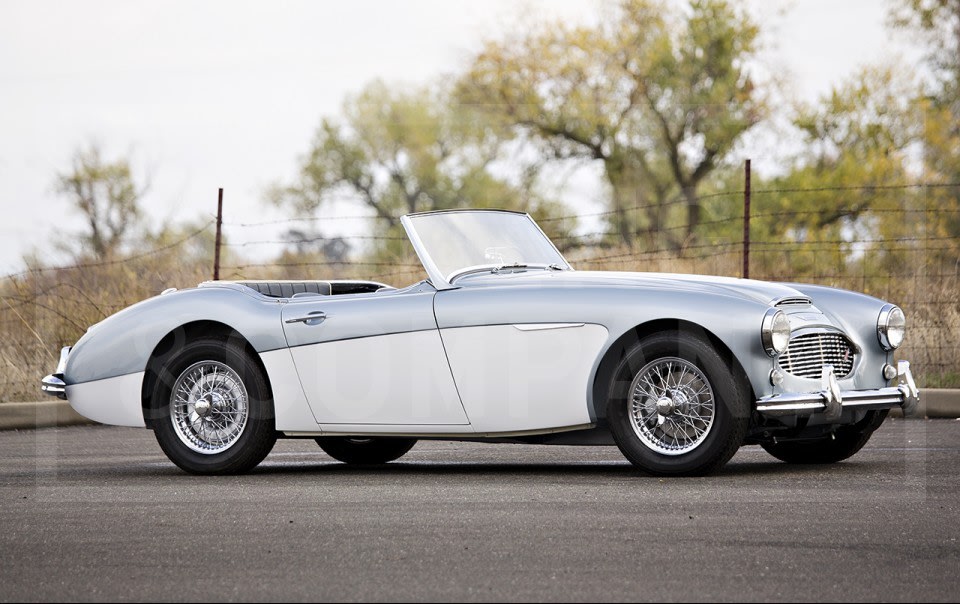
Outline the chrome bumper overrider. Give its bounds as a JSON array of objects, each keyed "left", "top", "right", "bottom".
[
  {"left": 41, "top": 346, "right": 71, "bottom": 400},
  {"left": 756, "top": 360, "right": 920, "bottom": 420}
]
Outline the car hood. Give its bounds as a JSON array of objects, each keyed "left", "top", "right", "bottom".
[{"left": 459, "top": 270, "right": 807, "bottom": 306}]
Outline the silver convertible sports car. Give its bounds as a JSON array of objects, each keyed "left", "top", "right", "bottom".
[{"left": 42, "top": 210, "right": 919, "bottom": 475}]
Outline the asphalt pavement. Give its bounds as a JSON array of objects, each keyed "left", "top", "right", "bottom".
[{"left": 0, "top": 419, "right": 958, "bottom": 602}]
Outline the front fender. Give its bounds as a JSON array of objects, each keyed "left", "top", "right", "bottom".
[{"left": 434, "top": 283, "right": 774, "bottom": 421}]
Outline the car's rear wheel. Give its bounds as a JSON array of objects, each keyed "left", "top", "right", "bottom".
[
  {"left": 151, "top": 336, "right": 276, "bottom": 475},
  {"left": 315, "top": 437, "right": 417, "bottom": 464},
  {"left": 608, "top": 331, "right": 750, "bottom": 476},
  {"left": 761, "top": 410, "right": 888, "bottom": 464}
]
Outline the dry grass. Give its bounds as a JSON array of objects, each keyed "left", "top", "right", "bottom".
[
  {"left": 2, "top": 243, "right": 957, "bottom": 403},
  {"left": 0, "top": 251, "right": 430, "bottom": 403},
  {"left": 0, "top": 256, "right": 211, "bottom": 402}
]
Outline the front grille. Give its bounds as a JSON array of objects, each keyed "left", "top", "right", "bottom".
[{"left": 779, "top": 332, "right": 856, "bottom": 379}]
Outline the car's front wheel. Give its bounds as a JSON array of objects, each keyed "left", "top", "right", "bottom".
[
  {"left": 607, "top": 331, "right": 750, "bottom": 476},
  {"left": 151, "top": 336, "right": 277, "bottom": 475},
  {"left": 315, "top": 437, "right": 417, "bottom": 464},
  {"left": 760, "top": 410, "right": 888, "bottom": 464}
]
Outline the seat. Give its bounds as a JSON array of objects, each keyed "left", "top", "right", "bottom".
[{"left": 237, "top": 281, "right": 332, "bottom": 298}]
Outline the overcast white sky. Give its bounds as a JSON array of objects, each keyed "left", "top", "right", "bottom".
[{"left": 0, "top": 0, "right": 921, "bottom": 274}]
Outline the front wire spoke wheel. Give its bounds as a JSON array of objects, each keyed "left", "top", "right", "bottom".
[
  {"left": 171, "top": 360, "right": 249, "bottom": 455},
  {"left": 628, "top": 357, "right": 716, "bottom": 456}
]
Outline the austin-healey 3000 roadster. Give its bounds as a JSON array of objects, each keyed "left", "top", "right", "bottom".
[{"left": 42, "top": 209, "right": 919, "bottom": 475}]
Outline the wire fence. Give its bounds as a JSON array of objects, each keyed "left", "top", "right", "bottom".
[{"left": 1, "top": 180, "right": 958, "bottom": 401}]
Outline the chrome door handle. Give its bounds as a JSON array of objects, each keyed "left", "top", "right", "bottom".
[{"left": 285, "top": 311, "right": 327, "bottom": 325}]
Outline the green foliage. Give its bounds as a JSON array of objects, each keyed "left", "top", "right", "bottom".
[
  {"left": 888, "top": 1, "right": 960, "bottom": 267},
  {"left": 456, "top": 0, "right": 768, "bottom": 249},
  {"left": 889, "top": 0, "right": 960, "bottom": 87},
  {"left": 720, "top": 66, "right": 943, "bottom": 282},
  {"left": 271, "top": 80, "right": 572, "bottom": 262}
]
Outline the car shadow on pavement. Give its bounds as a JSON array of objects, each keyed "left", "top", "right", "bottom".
[{"left": 236, "top": 458, "right": 880, "bottom": 479}]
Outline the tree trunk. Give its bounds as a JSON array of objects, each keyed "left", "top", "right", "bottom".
[
  {"left": 683, "top": 184, "right": 700, "bottom": 243},
  {"left": 605, "top": 155, "right": 639, "bottom": 248}
]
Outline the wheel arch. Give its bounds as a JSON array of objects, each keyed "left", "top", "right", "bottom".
[
  {"left": 140, "top": 320, "right": 273, "bottom": 428},
  {"left": 590, "top": 318, "right": 755, "bottom": 423}
]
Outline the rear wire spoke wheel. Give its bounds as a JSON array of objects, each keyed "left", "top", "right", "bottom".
[
  {"left": 151, "top": 337, "right": 276, "bottom": 475},
  {"left": 170, "top": 361, "right": 249, "bottom": 455},
  {"left": 608, "top": 332, "right": 750, "bottom": 476}
]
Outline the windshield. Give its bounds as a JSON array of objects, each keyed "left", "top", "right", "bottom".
[{"left": 401, "top": 210, "right": 570, "bottom": 288}]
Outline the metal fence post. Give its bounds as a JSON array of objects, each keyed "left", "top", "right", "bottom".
[
  {"left": 743, "top": 159, "right": 751, "bottom": 280},
  {"left": 214, "top": 188, "right": 223, "bottom": 281}
]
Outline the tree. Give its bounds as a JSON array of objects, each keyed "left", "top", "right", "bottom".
[
  {"left": 143, "top": 218, "right": 220, "bottom": 269},
  {"left": 890, "top": 0, "right": 960, "bottom": 90},
  {"left": 282, "top": 228, "right": 350, "bottom": 263},
  {"left": 271, "top": 80, "right": 572, "bottom": 262},
  {"left": 744, "top": 66, "right": 921, "bottom": 279},
  {"left": 456, "top": 0, "right": 768, "bottom": 250},
  {"left": 889, "top": 0, "right": 960, "bottom": 266},
  {"left": 56, "top": 145, "right": 144, "bottom": 260}
]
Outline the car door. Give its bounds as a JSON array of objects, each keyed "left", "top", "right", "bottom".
[
  {"left": 433, "top": 285, "right": 609, "bottom": 434},
  {"left": 280, "top": 283, "right": 470, "bottom": 427}
]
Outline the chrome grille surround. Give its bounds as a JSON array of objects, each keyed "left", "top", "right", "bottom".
[{"left": 779, "top": 332, "right": 856, "bottom": 379}]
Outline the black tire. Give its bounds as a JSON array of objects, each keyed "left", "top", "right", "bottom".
[
  {"left": 761, "top": 410, "right": 888, "bottom": 464},
  {"left": 607, "top": 331, "right": 751, "bottom": 476},
  {"left": 151, "top": 336, "right": 277, "bottom": 475},
  {"left": 315, "top": 437, "right": 417, "bottom": 465}
]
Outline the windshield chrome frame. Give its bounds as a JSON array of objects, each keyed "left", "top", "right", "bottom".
[{"left": 400, "top": 209, "right": 572, "bottom": 290}]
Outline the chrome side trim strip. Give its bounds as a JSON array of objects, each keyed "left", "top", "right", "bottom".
[
  {"left": 284, "top": 422, "right": 596, "bottom": 439},
  {"left": 512, "top": 323, "right": 585, "bottom": 331}
]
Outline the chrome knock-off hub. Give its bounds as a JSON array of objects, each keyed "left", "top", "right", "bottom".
[
  {"left": 656, "top": 396, "right": 676, "bottom": 416},
  {"left": 194, "top": 398, "right": 212, "bottom": 417}
]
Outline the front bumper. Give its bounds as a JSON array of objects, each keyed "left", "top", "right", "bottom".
[{"left": 756, "top": 360, "right": 920, "bottom": 420}]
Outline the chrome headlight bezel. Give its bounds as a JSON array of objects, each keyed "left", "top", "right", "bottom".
[
  {"left": 877, "top": 304, "right": 905, "bottom": 350},
  {"left": 761, "top": 308, "right": 791, "bottom": 357}
]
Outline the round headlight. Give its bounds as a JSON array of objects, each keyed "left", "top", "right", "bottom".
[
  {"left": 878, "top": 304, "right": 905, "bottom": 350},
  {"left": 762, "top": 309, "right": 791, "bottom": 356}
]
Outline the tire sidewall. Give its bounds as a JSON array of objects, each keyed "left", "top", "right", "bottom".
[
  {"left": 761, "top": 409, "right": 888, "bottom": 464},
  {"left": 608, "top": 331, "right": 749, "bottom": 475},
  {"left": 152, "top": 337, "right": 275, "bottom": 474}
]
